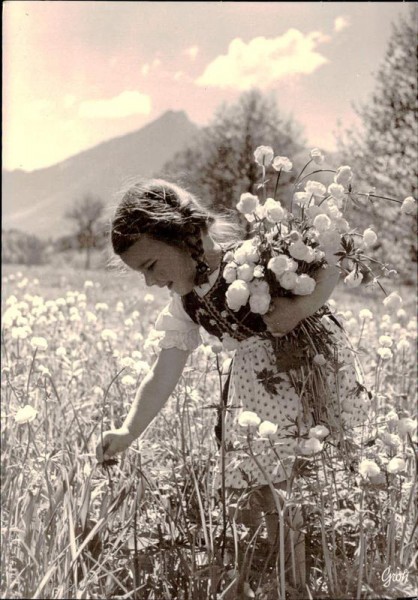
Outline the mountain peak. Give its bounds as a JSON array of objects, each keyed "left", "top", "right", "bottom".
[{"left": 3, "top": 111, "right": 199, "bottom": 238}]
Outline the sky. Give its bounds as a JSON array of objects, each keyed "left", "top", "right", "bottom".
[{"left": 3, "top": 1, "right": 413, "bottom": 172}]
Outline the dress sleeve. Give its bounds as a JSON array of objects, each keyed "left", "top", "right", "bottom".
[{"left": 153, "top": 293, "right": 202, "bottom": 352}]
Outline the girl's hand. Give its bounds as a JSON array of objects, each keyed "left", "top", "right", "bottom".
[
  {"left": 263, "top": 296, "right": 304, "bottom": 337},
  {"left": 95, "top": 427, "right": 135, "bottom": 463}
]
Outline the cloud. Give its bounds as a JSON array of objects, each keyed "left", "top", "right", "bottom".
[
  {"left": 141, "top": 58, "right": 162, "bottom": 77},
  {"left": 183, "top": 45, "right": 199, "bottom": 61},
  {"left": 334, "top": 16, "right": 351, "bottom": 33},
  {"left": 195, "top": 29, "right": 329, "bottom": 90},
  {"left": 79, "top": 91, "right": 152, "bottom": 119}
]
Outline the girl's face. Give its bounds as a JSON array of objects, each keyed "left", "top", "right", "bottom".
[{"left": 120, "top": 234, "right": 197, "bottom": 295}]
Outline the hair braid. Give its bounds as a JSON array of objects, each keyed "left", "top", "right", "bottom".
[{"left": 183, "top": 223, "right": 211, "bottom": 285}]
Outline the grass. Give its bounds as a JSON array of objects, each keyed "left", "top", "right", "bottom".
[{"left": 1, "top": 263, "right": 417, "bottom": 599}]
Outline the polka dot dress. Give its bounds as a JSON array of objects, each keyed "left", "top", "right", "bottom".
[{"left": 217, "top": 315, "right": 371, "bottom": 490}]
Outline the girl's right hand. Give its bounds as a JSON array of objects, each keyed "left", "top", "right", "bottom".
[{"left": 95, "top": 427, "right": 135, "bottom": 463}]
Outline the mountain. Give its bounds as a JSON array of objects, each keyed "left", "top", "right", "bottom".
[{"left": 2, "top": 110, "right": 200, "bottom": 238}]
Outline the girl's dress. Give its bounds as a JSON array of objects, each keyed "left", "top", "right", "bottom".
[{"left": 151, "top": 244, "right": 371, "bottom": 490}]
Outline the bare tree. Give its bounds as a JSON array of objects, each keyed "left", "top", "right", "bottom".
[{"left": 65, "top": 194, "right": 106, "bottom": 269}]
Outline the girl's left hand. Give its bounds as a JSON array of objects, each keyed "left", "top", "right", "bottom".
[{"left": 263, "top": 296, "right": 304, "bottom": 337}]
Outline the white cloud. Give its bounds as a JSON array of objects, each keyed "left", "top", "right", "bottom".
[
  {"left": 183, "top": 45, "right": 199, "bottom": 61},
  {"left": 141, "top": 58, "right": 162, "bottom": 77},
  {"left": 79, "top": 91, "right": 152, "bottom": 119},
  {"left": 334, "top": 16, "right": 351, "bottom": 33},
  {"left": 63, "top": 94, "right": 76, "bottom": 109},
  {"left": 195, "top": 29, "right": 329, "bottom": 90}
]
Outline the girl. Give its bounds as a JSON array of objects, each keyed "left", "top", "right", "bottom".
[{"left": 95, "top": 179, "right": 370, "bottom": 586}]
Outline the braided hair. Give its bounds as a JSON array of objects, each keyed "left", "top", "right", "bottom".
[{"left": 111, "top": 179, "right": 216, "bottom": 285}]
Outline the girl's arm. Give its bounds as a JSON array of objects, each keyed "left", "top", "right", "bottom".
[
  {"left": 96, "top": 347, "right": 190, "bottom": 461},
  {"left": 263, "top": 264, "right": 340, "bottom": 336}
]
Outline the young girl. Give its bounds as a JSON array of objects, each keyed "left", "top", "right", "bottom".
[{"left": 95, "top": 179, "right": 370, "bottom": 586}]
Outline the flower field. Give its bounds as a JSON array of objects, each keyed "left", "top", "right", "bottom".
[{"left": 1, "top": 263, "right": 417, "bottom": 599}]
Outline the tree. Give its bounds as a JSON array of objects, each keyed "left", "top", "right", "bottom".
[
  {"left": 65, "top": 195, "right": 106, "bottom": 269},
  {"left": 159, "top": 90, "right": 306, "bottom": 219},
  {"left": 336, "top": 4, "right": 417, "bottom": 281}
]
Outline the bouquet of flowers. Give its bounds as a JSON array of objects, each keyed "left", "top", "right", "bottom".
[{"left": 222, "top": 145, "right": 416, "bottom": 418}]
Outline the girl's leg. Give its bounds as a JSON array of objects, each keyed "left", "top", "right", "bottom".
[{"left": 258, "top": 482, "right": 306, "bottom": 588}]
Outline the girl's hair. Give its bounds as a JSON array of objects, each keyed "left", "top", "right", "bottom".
[{"left": 111, "top": 178, "right": 240, "bottom": 284}]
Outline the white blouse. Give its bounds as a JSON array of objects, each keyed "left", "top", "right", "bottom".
[{"left": 153, "top": 268, "right": 220, "bottom": 352}]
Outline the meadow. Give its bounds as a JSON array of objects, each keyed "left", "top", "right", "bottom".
[{"left": 1, "top": 262, "right": 417, "bottom": 599}]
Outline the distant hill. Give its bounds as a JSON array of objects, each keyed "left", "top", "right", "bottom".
[{"left": 2, "top": 110, "right": 200, "bottom": 239}]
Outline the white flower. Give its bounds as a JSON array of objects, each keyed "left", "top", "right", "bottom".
[
  {"left": 254, "top": 145, "right": 274, "bottom": 167},
  {"left": 11, "top": 327, "right": 29, "bottom": 340},
  {"left": 377, "top": 347, "right": 393, "bottom": 360},
  {"left": 101, "top": 329, "right": 117, "bottom": 342},
  {"left": 293, "top": 274, "right": 316, "bottom": 296},
  {"left": 225, "top": 280, "right": 250, "bottom": 311},
  {"left": 309, "top": 425, "right": 329, "bottom": 439},
  {"left": 144, "top": 293, "right": 154, "bottom": 304},
  {"left": 253, "top": 265, "right": 265, "bottom": 278},
  {"left": 305, "top": 180, "right": 326, "bottom": 198},
  {"left": 397, "top": 417, "right": 416, "bottom": 436},
  {"left": 234, "top": 239, "right": 260, "bottom": 264},
  {"left": 237, "top": 263, "right": 255, "bottom": 282},
  {"left": 387, "top": 457, "right": 406, "bottom": 474},
  {"left": 382, "top": 292, "right": 403, "bottom": 312},
  {"left": 56, "top": 346, "right": 67, "bottom": 357},
  {"left": 344, "top": 270, "right": 363, "bottom": 288},
  {"left": 358, "top": 459, "right": 380, "bottom": 478},
  {"left": 279, "top": 271, "right": 298, "bottom": 290},
  {"left": 15, "top": 405, "right": 38, "bottom": 425},
  {"left": 95, "top": 302, "right": 109, "bottom": 312},
  {"left": 264, "top": 197, "right": 286, "bottom": 223},
  {"left": 313, "top": 353, "right": 327, "bottom": 366},
  {"left": 335, "top": 217, "right": 350, "bottom": 233},
  {"left": 300, "top": 437, "right": 323, "bottom": 455},
  {"left": 249, "top": 279, "right": 270, "bottom": 295},
  {"left": 288, "top": 240, "right": 311, "bottom": 262},
  {"left": 310, "top": 148, "right": 325, "bottom": 165},
  {"left": 378, "top": 335, "right": 393, "bottom": 348},
  {"left": 328, "top": 183, "right": 345, "bottom": 201},
  {"left": 121, "top": 374, "right": 137, "bottom": 387},
  {"left": 293, "top": 192, "right": 311, "bottom": 206},
  {"left": 334, "top": 165, "right": 353, "bottom": 187},
  {"left": 30, "top": 337, "right": 48, "bottom": 351},
  {"left": 84, "top": 280, "right": 94, "bottom": 288},
  {"left": 288, "top": 230, "right": 302, "bottom": 242},
  {"left": 313, "top": 214, "right": 332, "bottom": 232},
  {"left": 238, "top": 411, "right": 261, "bottom": 427},
  {"left": 223, "top": 263, "right": 237, "bottom": 284},
  {"left": 359, "top": 308, "right": 373, "bottom": 320},
  {"left": 268, "top": 255, "right": 296, "bottom": 278},
  {"left": 396, "top": 337, "right": 410, "bottom": 352},
  {"left": 401, "top": 196, "right": 416, "bottom": 215},
  {"left": 236, "top": 193, "right": 260, "bottom": 215},
  {"left": 259, "top": 420, "right": 278, "bottom": 437},
  {"left": 249, "top": 293, "right": 271, "bottom": 315},
  {"left": 272, "top": 156, "right": 292, "bottom": 172},
  {"left": 363, "top": 228, "right": 378, "bottom": 247}
]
